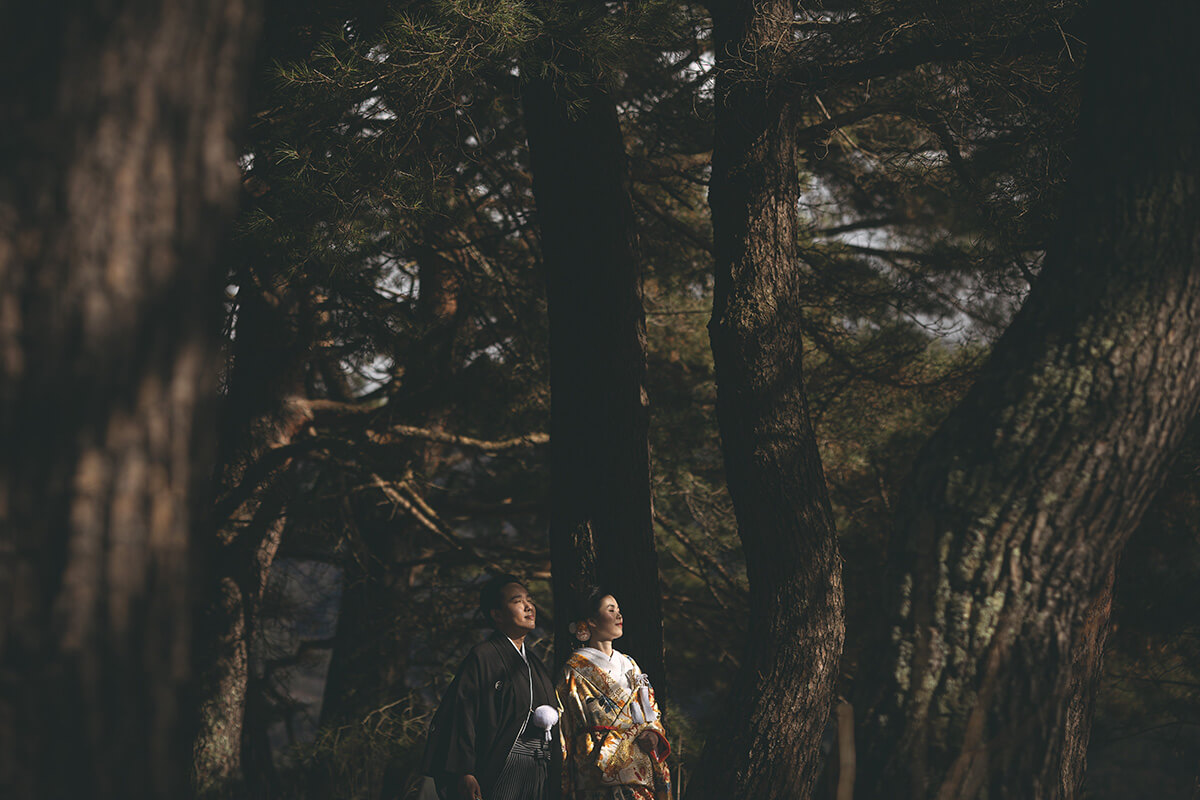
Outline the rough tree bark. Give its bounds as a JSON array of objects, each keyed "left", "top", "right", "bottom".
[
  {"left": 522, "top": 51, "right": 665, "bottom": 681},
  {"left": 0, "top": 1, "right": 261, "bottom": 798},
  {"left": 855, "top": 5, "right": 1200, "bottom": 797},
  {"left": 688, "top": 1, "right": 846, "bottom": 798},
  {"left": 1058, "top": 565, "right": 1114, "bottom": 798}
]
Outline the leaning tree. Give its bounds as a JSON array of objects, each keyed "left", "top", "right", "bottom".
[{"left": 854, "top": 2, "right": 1200, "bottom": 797}]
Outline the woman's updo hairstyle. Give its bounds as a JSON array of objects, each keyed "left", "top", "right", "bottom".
[
  {"left": 568, "top": 585, "right": 612, "bottom": 645},
  {"left": 477, "top": 572, "right": 524, "bottom": 628}
]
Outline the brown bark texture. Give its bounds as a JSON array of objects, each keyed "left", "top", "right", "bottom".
[
  {"left": 854, "top": 5, "right": 1200, "bottom": 797},
  {"left": 1057, "top": 565, "right": 1114, "bottom": 798},
  {"left": 522, "top": 61, "right": 665, "bottom": 680},
  {"left": 689, "top": 1, "right": 846, "bottom": 798},
  {"left": 0, "top": 1, "right": 261, "bottom": 798}
]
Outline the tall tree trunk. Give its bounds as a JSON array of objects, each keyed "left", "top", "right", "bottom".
[
  {"left": 522, "top": 56, "right": 665, "bottom": 682},
  {"left": 688, "top": 1, "right": 846, "bottom": 798},
  {"left": 855, "top": 5, "right": 1200, "bottom": 797},
  {"left": 192, "top": 279, "right": 313, "bottom": 796},
  {"left": 0, "top": 1, "right": 261, "bottom": 797}
]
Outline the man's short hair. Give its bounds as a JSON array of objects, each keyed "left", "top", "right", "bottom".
[{"left": 478, "top": 573, "right": 524, "bottom": 627}]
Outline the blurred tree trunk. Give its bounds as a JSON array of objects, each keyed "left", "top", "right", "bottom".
[
  {"left": 192, "top": 276, "right": 314, "bottom": 797},
  {"left": 0, "top": 1, "right": 261, "bottom": 798},
  {"left": 686, "top": 2, "right": 846, "bottom": 800},
  {"left": 854, "top": 4, "right": 1200, "bottom": 797},
  {"left": 522, "top": 54, "right": 665, "bottom": 682}
]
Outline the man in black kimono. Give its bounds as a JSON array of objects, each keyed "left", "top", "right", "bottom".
[{"left": 421, "top": 574, "right": 561, "bottom": 800}]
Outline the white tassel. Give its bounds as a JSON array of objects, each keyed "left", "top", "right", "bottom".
[
  {"left": 628, "top": 670, "right": 657, "bottom": 724},
  {"left": 532, "top": 704, "right": 559, "bottom": 742},
  {"left": 638, "top": 685, "right": 657, "bottom": 723}
]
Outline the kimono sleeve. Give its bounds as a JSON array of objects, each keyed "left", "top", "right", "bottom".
[
  {"left": 423, "top": 650, "right": 486, "bottom": 778},
  {"left": 629, "top": 656, "right": 671, "bottom": 762},
  {"left": 557, "top": 669, "right": 596, "bottom": 798}
]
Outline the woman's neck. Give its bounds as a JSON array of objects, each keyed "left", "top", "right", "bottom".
[{"left": 587, "top": 639, "right": 614, "bottom": 657}]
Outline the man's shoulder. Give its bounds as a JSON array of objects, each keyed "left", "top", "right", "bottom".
[
  {"left": 461, "top": 636, "right": 500, "bottom": 664},
  {"left": 461, "top": 632, "right": 554, "bottom": 672}
]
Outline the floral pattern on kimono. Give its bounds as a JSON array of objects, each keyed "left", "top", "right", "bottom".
[{"left": 558, "top": 650, "right": 671, "bottom": 800}]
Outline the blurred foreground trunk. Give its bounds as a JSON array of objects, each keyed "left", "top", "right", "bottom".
[{"left": 0, "top": 1, "right": 261, "bottom": 797}]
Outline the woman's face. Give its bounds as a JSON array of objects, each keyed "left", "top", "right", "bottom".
[{"left": 587, "top": 595, "right": 623, "bottom": 643}]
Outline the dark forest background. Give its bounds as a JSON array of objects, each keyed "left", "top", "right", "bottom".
[{"left": 2, "top": 1, "right": 1198, "bottom": 799}]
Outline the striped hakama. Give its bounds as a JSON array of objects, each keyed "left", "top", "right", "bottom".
[{"left": 489, "top": 728, "right": 553, "bottom": 800}]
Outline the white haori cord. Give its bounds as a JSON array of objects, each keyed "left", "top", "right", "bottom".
[{"left": 627, "top": 670, "right": 657, "bottom": 724}]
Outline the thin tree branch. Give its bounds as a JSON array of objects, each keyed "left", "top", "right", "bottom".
[
  {"left": 796, "top": 102, "right": 900, "bottom": 145},
  {"left": 654, "top": 512, "right": 746, "bottom": 600},
  {"left": 369, "top": 425, "right": 549, "bottom": 452},
  {"left": 787, "top": 24, "right": 1076, "bottom": 91},
  {"left": 370, "top": 474, "right": 465, "bottom": 551},
  {"left": 631, "top": 186, "right": 714, "bottom": 254}
]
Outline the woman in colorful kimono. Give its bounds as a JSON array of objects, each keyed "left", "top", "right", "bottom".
[{"left": 558, "top": 589, "right": 672, "bottom": 800}]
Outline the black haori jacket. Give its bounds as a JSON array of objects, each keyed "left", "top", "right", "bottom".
[{"left": 421, "top": 631, "right": 562, "bottom": 799}]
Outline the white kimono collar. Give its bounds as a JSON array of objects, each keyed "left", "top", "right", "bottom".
[{"left": 575, "top": 647, "right": 634, "bottom": 690}]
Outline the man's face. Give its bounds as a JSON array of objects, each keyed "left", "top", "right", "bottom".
[{"left": 491, "top": 582, "right": 536, "bottom": 633}]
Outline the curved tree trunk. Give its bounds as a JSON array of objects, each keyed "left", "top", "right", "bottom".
[
  {"left": 0, "top": 1, "right": 261, "bottom": 797},
  {"left": 688, "top": 2, "right": 846, "bottom": 798},
  {"left": 855, "top": 5, "right": 1200, "bottom": 797},
  {"left": 522, "top": 60, "right": 664, "bottom": 680}
]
